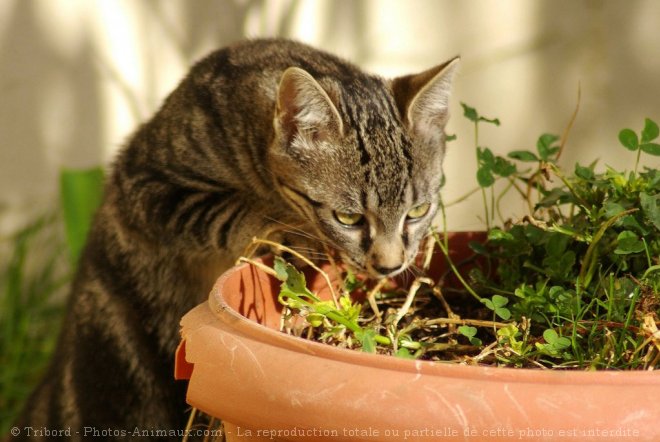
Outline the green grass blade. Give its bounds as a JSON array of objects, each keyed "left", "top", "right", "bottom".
[{"left": 59, "top": 167, "right": 104, "bottom": 264}]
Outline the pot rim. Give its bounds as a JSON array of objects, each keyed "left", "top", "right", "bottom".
[{"left": 207, "top": 257, "right": 660, "bottom": 387}]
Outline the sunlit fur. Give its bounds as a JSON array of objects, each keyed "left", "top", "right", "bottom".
[
  {"left": 15, "top": 39, "right": 458, "bottom": 439},
  {"left": 270, "top": 48, "right": 459, "bottom": 277}
]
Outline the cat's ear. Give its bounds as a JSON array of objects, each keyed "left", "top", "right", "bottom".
[
  {"left": 391, "top": 57, "right": 460, "bottom": 143},
  {"left": 275, "top": 67, "right": 343, "bottom": 146}
]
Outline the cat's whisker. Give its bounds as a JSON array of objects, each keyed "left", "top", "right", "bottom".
[
  {"left": 407, "top": 263, "right": 423, "bottom": 278},
  {"left": 263, "top": 217, "right": 330, "bottom": 245},
  {"left": 402, "top": 267, "right": 417, "bottom": 288}
]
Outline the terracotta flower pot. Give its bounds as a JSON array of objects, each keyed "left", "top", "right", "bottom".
[{"left": 176, "top": 232, "right": 660, "bottom": 441}]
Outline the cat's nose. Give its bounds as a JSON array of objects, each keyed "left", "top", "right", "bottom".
[
  {"left": 373, "top": 264, "right": 403, "bottom": 276},
  {"left": 369, "top": 235, "right": 405, "bottom": 276}
]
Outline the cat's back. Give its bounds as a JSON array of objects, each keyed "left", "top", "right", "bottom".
[
  {"left": 143, "top": 38, "right": 385, "bottom": 194},
  {"left": 191, "top": 38, "right": 365, "bottom": 88},
  {"left": 177, "top": 38, "right": 384, "bottom": 123}
]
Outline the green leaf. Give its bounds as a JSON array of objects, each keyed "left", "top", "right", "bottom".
[
  {"left": 641, "top": 118, "right": 659, "bottom": 143},
  {"left": 281, "top": 260, "right": 308, "bottom": 293},
  {"left": 543, "top": 329, "right": 559, "bottom": 343},
  {"left": 640, "top": 143, "right": 660, "bottom": 156},
  {"left": 554, "top": 336, "right": 571, "bottom": 350},
  {"left": 461, "top": 102, "right": 479, "bottom": 122},
  {"left": 497, "top": 324, "right": 520, "bottom": 339},
  {"left": 355, "top": 328, "right": 377, "bottom": 353},
  {"left": 273, "top": 257, "right": 289, "bottom": 281},
  {"left": 542, "top": 329, "right": 571, "bottom": 351},
  {"left": 60, "top": 167, "right": 104, "bottom": 265},
  {"left": 641, "top": 192, "right": 660, "bottom": 230},
  {"left": 488, "top": 228, "right": 514, "bottom": 241},
  {"left": 458, "top": 326, "right": 482, "bottom": 346},
  {"left": 574, "top": 163, "right": 594, "bottom": 180},
  {"left": 618, "top": 128, "right": 639, "bottom": 151},
  {"left": 477, "top": 147, "right": 495, "bottom": 166},
  {"left": 495, "top": 307, "right": 511, "bottom": 320},
  {"left": 536, "top": 188, "right": 571, "bottom": 208},
  {"left": 497, "top": 324, "right": 524, "bottom": 353},
  {"left": 460, "top": 102, "right": 500, "bottom": 125},
  {"left": 274, "top": 257, "right": 320, "bottom": 308},
  {"left": 548, "top": 286, "right": 566, "bottom": 300},
  {"left": 514, "top": 286, "right": 528, "bottom": 299},
  {"left": 493, "top": 156, "right": 517, "bottom": 177},
  {"left": 492, "top": 294, "right": 509, "bottom": 308},
  {"left": 603, "top": 201, "right": 627, "bottom": 220},
  {"left": 508, "top": 150, "right": 539, "bottom": 162},
  {"left": 536, "top": 133, "right": 560, "bottom": 160},
  {"left": 560, "top": 251, "right": 576, "bottom": 273},
  {"left": 524, "top": 225, "right": 546, "bottom": 245},
  {"left": 343, "top": 270, "right": 363, "bottom": 293},
  {"left": 545, "top": 233, "right": 570, "bottom": 257},
  {"left": 477, "top": 166, "right": 495, "bottom": 187},
  {"left": 621, "top": 215, "right": 649, "bottom": 236},
  {"left": 482, "top": 295, "right": 511, "bottom": 320},
  {"left": 446, "top": 133, "right": 457, "bottom": 142},
  {"left": 395, "top": 347, "right": 415, "bottom": 359},
  {"left": 468, "top": 240, "right": 489, "bottom": 255},
  {"left": 458, "top": 325, "right": 477, "bottom": 338},
  {"left": 480, "top": 116, "right": 501, "bottom": 126},
  {"left": 645, "top": 169, "right": 660, "bottom": 189},
  {"left": 614, "top": 231, "right": 645, "bottom": 255},
  {"left": 307, "top": 313, "right": 324, "bottom": 327}
]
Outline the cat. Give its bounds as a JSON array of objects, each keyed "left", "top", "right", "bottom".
[{"left": 12, "top": 38, "right": 458, "bottom": 440}]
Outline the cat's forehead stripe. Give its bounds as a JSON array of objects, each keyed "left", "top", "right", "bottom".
[{"left": 334, "top": 81, "right": 412, "bottom": 208}]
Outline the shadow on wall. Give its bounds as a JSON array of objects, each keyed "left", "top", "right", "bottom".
[
  {"left": 0, "top": 0, "right": 102, "bottom": 216},
  {"left": 2, "top": 0, "right": 659, "bottom": 233},
  {"left": 532, "top": 0, "right": 660, "bottom": 169},
  {"left": 0, "top": 0, "right": 271, "bottom": 229}
]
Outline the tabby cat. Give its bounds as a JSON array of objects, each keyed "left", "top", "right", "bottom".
[{"left": 13, "top": 39, "right": 458, "bottom": 440}]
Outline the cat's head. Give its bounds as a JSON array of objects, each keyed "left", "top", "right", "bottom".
[{"left": 269, "top": 58, "right": 459, "bottom": 277}]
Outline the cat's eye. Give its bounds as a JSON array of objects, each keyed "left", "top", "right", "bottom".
[
  {"left": 407, "top": 202, "right": 431, "bottom": 220},
  {"left": 334, "top": 211, "right": 364, "bottom": 227}
]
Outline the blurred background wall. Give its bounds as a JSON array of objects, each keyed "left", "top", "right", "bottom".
[{"left": 1, "top": 0, "right": 659, "bottom": 234}]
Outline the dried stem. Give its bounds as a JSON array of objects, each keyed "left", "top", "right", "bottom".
[
  {"left": 251, "top": 237, "right": 339, "bottom": 307},
  {"left": 423, "top": 317, "right": 510, "bottom": 329},
  {"left": 391, "top": 277, "right": 434, "bottom": 329},
  {"left": 236, "top": 257, "right": 279, "bottom": 278},
  {"left": 365, "top": 277, "right": 390, "bottom": 320},
  {"left": 557, "top": 82, "right": 581, "bottom": 161},
  {"left": 182, "top": 408, "right": 197, "bottom": 442}
]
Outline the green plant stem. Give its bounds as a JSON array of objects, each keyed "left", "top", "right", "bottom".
[
  {"left": 577, "top": 208, "right": 638, "bottom": 291},
  {"left": 618, "top": 288, "right": 640, "bottom": 360},
  {"left": 444, "top": 185, "right": 482, "bottom": 207},
  {"left": 642, "top": 264, "right": 660, "bottom": 279},
  {"left": 278, "top": 277, "right": 393, "bottom": 347},
  {"left": 496, "top": 178, "right": 515, "bottom": 225},
  {"left": 490, "top": 186, "right": 496, "bottom": 224},
  {"left": 556, "top": 83, "right": 581, "bottom": 161},
  {"left": 642, "top": 237, "right": 652, "bottom": 269},
  {"left": 440, "top": 202, "right": 449, "bottom": 251},
  {"left": 606, "top": 274, "right": 615, "bottom": 323},
  {"left": 474, "top": 122, "right": 491, "bottom": 230},
  {"left": 522, "top": 261, "right": 546, "bottom": 274},
  {"left": 548, "top": 163, "right": 589, "bottom": 209},
  {"left": 511, "top": 177, "right": 535, "bottom": 214},
  {"left": 432, "top": 230, "right": 483, "bottom": 303},
  {"left": 481, "top": 187, "right": 490, "bottom": 230}
]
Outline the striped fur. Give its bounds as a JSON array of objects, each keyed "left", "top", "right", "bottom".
[{"left": 14, "top": 39, "right": 458, "bottom": 439}]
